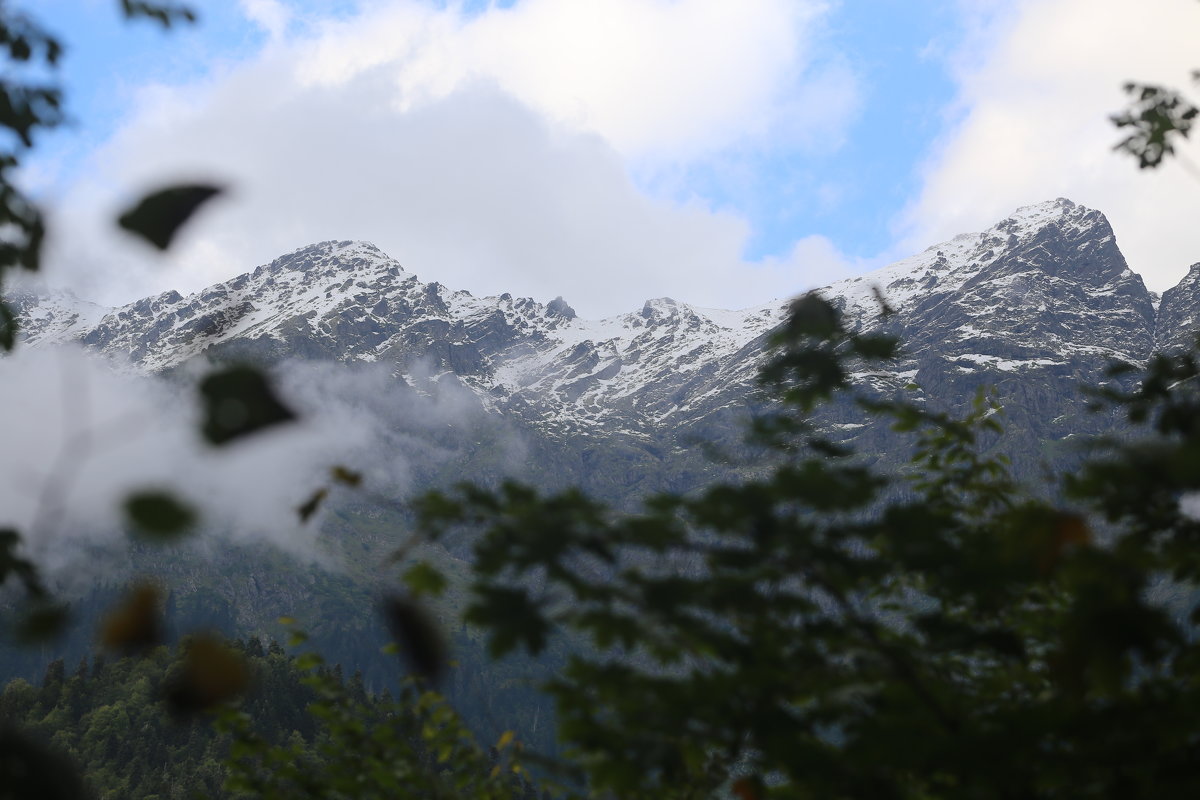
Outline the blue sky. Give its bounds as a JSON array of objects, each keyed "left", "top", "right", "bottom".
[
  {"left": 689, "top": 1, "right": 963, "bottom": 261},
  {"left": 20, "top": 0, "right": 1200, "bottom": 317}
]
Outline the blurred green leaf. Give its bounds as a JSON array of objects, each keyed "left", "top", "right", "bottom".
[
  {"left": 99, "top": 583, "right": 162, "bottom": 653},
  {"left": 0, "top": 727, "right": 88, "bottom": 800},
  {"left": 1112, "top": 82, "right": 1199, "bottom": 168},
  {"left": 15, "top": 602, "right": 69, "bottom": 644},
  {"left": 124, "top": 490, "right": 197, "bottom": 539},
  {"left": 402, "top": 561, "right": 447, "bottom": 598},
  {"left": 380, "top": 594, "right": 446, "bottom": 683},
  {"left": 117, "top": 183, "right": 222, "bottom": 250},
  {"left": 465, "top": 586, "right": 548, "bottom": 658},
  {"left": 199, "top": 365, "right": 296, "bottom": 445},
  {"left": 164, "top": 635, "right": 250, "bottom": 716},
  {"left": 120, "top": 0, "right": 197, "bottom": 28},
  {"left": 0, "top": 527, "right": 43, "bottom": 597},
  {"left": 0, "top": 299, "right": 15, "bottom": 350},
  {"left": 330, "top": 465, "right": 363, "bottom": 486},
  {"left": 296, "top": 488, "right": 327, "bottom": 523}
]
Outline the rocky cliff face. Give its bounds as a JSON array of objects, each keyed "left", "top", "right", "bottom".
[
  {"left": 810, "top": 198, "right": 1164, "bottom": 471},
  {"left": 1155, "top": 262, "right": 1200, "bottom": 354},
  {"left": 13, "top": 198, "right": 1199, "bottom": 465},
  {"left": 18, "top": 241, "right": 786, "bottom": 441},
  {"left": 829, "top": 199, "right": 1154, "bottom": 366}
]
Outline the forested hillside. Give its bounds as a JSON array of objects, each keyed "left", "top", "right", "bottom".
[
  {"left": 1, "top": 636, "right": 549, "bottom": 800},
  {"left": 2, "top": 640, "right": 317, "bottom": 799}
]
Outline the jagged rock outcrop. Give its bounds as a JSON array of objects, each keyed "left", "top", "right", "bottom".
[
  {"left": 1155, "top": 262, "right": 1200, "bottom": 354},
  {"left": 14, "top": 199, "right": 1200, "bottom": 467}
]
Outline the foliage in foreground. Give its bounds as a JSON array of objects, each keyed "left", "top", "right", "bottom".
[
  {"left": 217, "top": 626, "right": 539, "bottom": 800},
  {"left": 406, "top": 293, "right": 1200, "bottom": 799}
]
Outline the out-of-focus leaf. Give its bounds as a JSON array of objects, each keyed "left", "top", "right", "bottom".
[
  {"left": 402, "top": 561, "right": 447, "bottom": 598},
  {"left": 121, "top": 0, "right": 198, "bottom": 27},
  {"left": 0, "top": 299, "right": 15, "bottom": 351},
  {"left": 732, "top": 776, "right": 765, "bottom": 800},
  {"left": 0, "top": 527, "right": 43, "bottom": 596},
  {"left": 1039, "top": 512, "right": 1092, "bottom": 575},
  {"left": 465, "top": 586, "right": 549, "bottom": 657},
  {"left": 199, "top": 365, "right": 296, "bottom": 445},
  {"left": 331, "top": 465, "right": 363, "bottom": 486},
  {"left": 124, "top": 490, "right": 197, "bottom": 539},
  {"left": 380, "top": 594, "right": 446, "bottom": 683},
  {"left": 296, "top": 488, "right": 328, "bottom": 523},
  {"left": 870, "top": 285, "right": 895, "bottom": 318},
  {"left": 785, "top": 293, "right": 840, "bottom": 339},
  {"left": 16, "top": 602, "right": 69, "bottom": 644},
  {"left": 117, "top": 183, "right": 221, "bottom": 250},
  {"left": 1112, "top": 82, "right": 1199, "bottom": 168},
  {"left": 0, "top": 726, "right": 88, "bottom": 800},
  {"left": 164, "top": 635, "right": 250, "bottom": 716},
  {"left": 100, "top": 583, "right": 162, "bottom": 653}
]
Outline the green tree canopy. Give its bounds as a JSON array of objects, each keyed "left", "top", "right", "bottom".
[{"left": 408, "top": 293, "right": 1200, "bottom": 799}]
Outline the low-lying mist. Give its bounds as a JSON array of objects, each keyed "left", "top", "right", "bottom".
[{"left": 0, "top": 345, "right": 528, "bottom": 578}]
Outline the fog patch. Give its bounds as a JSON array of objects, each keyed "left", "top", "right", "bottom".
[{"left": 0, "top": 346, "right": 526, "bottom": 578}]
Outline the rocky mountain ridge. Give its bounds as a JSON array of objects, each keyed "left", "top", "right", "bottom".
[{"left": 12, "top": 198, "right": 1199, "bottom": 447}]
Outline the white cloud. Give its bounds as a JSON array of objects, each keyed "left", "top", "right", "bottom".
[
  {"left": 0, "top": 345, "right": 524, "bottom": 573},
  {"left": 902, "top": 0, "right": 1200, "bottom": 291},
  {"left": 38, "top": 0, "right": 857, "bottom": 317},
  {"left": 0, "top": 346, "right": 362, "bottom": 562},
  {"left": 298, "top": 0, "right": 833, "bottom": 160},
  {"left": 239, "top": 0, "right": 292, "bottom": 40}
]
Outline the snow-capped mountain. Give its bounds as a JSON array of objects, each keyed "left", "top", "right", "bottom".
[
  {"left": 17, "top": 241, "right": 787, "bottom": 438},
  {"left": 12, "top": 198, "right": 1198, "bottom": 453}
]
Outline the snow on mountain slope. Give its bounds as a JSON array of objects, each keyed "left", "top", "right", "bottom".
[
  {"left": 13, "top": 239, "right": 786, "bottom": 435},
  {"left": 1155, "top": 262, "right": 1200, "bottom": 354},
  {"left": 11, "top": 199, "right": 1196, "bottom": 440},
  {"left": 490, "top": 297, "right": 786, "bottom": 432},
  {"left": 10, "top": 289, "right": 111, "bottom": 348},
  {"left": 826, "top": 198, "right": 1154, "bottom": 367}
]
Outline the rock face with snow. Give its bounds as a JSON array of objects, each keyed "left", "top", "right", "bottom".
[
  {"left": 13, "top": 198, "right": 1200, "bottom": 482},
  {"left": 812, "top": 198, "right": 1163, "bottom": 472},
  {"left": 829, "top": 199, "right": 1154, "bottom": 367},
  {"left": 1155, "top": 262, "right": 1200, "bottom": 354},
  {"left": 18, "top": 240, "right": 788, "bottom": 442}
]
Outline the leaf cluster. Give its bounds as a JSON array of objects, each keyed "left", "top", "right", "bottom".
[
  {"left": 218, "top": 624, "right": 539, "bottom": 800},
  {"left": 411, "top": 294, "right": 1200, "bottom": 799},
  {"left": 1112, "top": 81, "right": 1200, "bottom": 168}
]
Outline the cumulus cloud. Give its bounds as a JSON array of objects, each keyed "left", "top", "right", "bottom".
[
  {"left": 901, "top": 0, "right": 1200, "bottom": 291},
  {"left": 297, "top": 0, "right": 831, "bottom": 159},
  {"left": 37, "top": 0, "right": 857, "bottom": 319}
]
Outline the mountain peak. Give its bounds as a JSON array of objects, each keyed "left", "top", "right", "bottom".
[
  {"left": 989, "top": 197, "right": 1111, "bottom": 241},
  {"left": 256, "top": 240, "right": 401, "bottom": 279},
  {"left": 546, "top": 296, "right": 576, "bottom": 319},
  {"left": 640, "top": 297, "right": 680, "bottom": 319},
  {"left": 820, "top": 197, "right": 1142, "bottom": 356},
  {"left": 1006, "top": 196, "right": 1077, "bottom": 223}
]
